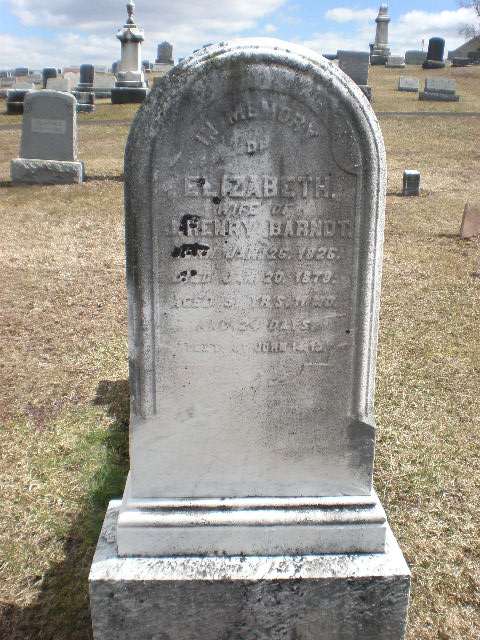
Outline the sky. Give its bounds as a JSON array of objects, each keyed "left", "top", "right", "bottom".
[{"left": 0, "top": 0, "right": 477, "bottom": 69}]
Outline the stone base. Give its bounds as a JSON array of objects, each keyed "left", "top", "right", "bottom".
[
  {"left": 422, "top": 60, "right": 445, "bottom": 69},
  {"left": 111, "top": 87, "right": 148, "bottom": 104},
  {"left": 6, "top": 102, "right": 24, "bottom": 115},
  {"left": 452, "top": 57, "right": 471, "bottom": 67},
  {"left": 386, "top": 63, "right": 406, "bottom": 68},
  {"left": 10, "top": 158, "right": 84, "bottom": 185},
  {"left": 419, "top": 91, "right": 459, "bottom": 102},
  {"left": 398, "top": 86, "right": 418, "bottom": 93},
  {"left": 90, "top": 502, "right": 410, "bottom": 640},
  {"left": 77, "top": 104, "right": 95, "bottom": 113},
  {"left": 358, "top": 85, "right": 372, "bottom": 101},
  {"left": 117, "top": 475, "right": 388, "bottom": 556}
]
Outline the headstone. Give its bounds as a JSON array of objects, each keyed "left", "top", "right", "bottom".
[
  {"left": 27, "top": 73, "right": 42, "bottom": 84},
  {"left": 93, "top": 75, "right": 116, "bottom": 98},
  {"left": 94, "top": 65, "right": 108, "bottom": 74},
  {"left": 1, "top": 77, "right": 14, "bottom": 87},
  {"left": 78, "top": 64, "right": 95, "bottom": 89},
  {"left": 402, "top": 170, "right": 420, "bottom": 196},
  {"left": 64, "top": 72, "right": 80, "bottom": 89},
  {"left": 46, "top": 77, "right": 71, "bottom": 92},
  {"left": 13, "top": 82, "right": 35, "bottom": 90},
  {"left": 111, "top": 1, "right": 148, "bottom": 104},
  {"left": 14, "top": 67, "right": 29, "bottom": 77},
  {"left": 452, "top": 57, "right": 471, "bottom": 67},
  {"left": 156, "top": 41, "right": 174, "bottom": 64},
  {"left": 322, "top": 53, "right": 338, "bottom": 60},
  {"left": 89, "top": 37, "right": 410, "bottom": 640},
  {"left": 338, "top": 50, "right": 370, "bottom": 85},
  {"left": 419, "top": 77, "right": 459, "bottom": 102},
  {"left": 460, "top": 203, "right": 480, "bottom": 239},
  {"left": 370, "top": 4, "right": 391, "bottom": 65},
  {"left": 405, "top": 50, "right": 427, "bottom": 65},
  {"left": 152, "top": 63, "right": 173, "bottom": 73},
  {"left": 6, "top": 88, "right": 33, "bottom": 115},
  {"left": 76, "top": 91, "right": 95, "bottom": 113},
  {"left": 398, "top": 76, "right": 419, "bottom": 92},
  {"left": 10, "top": 91, "right": 84, "bottom": 184},
  {"left": 42, "top": 67, "right": 57, "bottom": 89},
  {"left": 424, "top": 77, "right": 456, "bottom": 94},
  {"left": 423, "top": 37, "right": 445, "bottom": 69},
  {"left": 386, "top": 54, "right": 405, "bottom": 68}
]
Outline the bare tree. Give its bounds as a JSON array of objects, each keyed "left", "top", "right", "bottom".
[{"left": 458, "top": 0, "right": 480, "bottom": 40}]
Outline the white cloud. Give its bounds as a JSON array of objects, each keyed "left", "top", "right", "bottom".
[
  {"left": 324, "top": 8, "right": 377, "bottom": 24},
  {"left": 4, "top": 0, "right": 287, "bottom": 66},
  {"left": 263, "top": 23, "right": 277, "bottom": 34}
]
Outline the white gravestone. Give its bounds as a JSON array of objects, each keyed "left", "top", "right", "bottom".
[
  {"left": 386, "top": 54, "right": 405, "bottom": 68},
  {"left": 10, "top": 91, "right": 83, "bottom": 184},
  {"left": 89, "top": 38, "right": 410, "bottom": 640},
  {"left": 46, "top": 77, "right": 71, "bottom": 92}
]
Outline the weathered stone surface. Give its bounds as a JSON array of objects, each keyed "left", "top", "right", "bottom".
[
  {"left": 370, "top": 4, "right": 391, "bottom": 65},
  {"left": 20, "top": 91, "right": 77, "bottom": 161},
  {"left": 424, "top": 77, "right": 456, "bottom": 94},
  {"left": 402, "top": 170, "right": 420, "bottom": 196},
  {"left": 156, "top": 41, "right": 174, "bottom": 64},
  {"left": 426, "top": 37, "right": 445, "bottom": 61},
  {"left": 10, "top": 158, "right": 84, "bottom": 184},
  {"left": 338, "top": 50, "right": 370, "bottom": 85},
  {"left": 91, "top": 502, "right": 410, "bottom": 640},
  {"left": 460, "top": 203, "right": 480, "bottom": 239},
  {"left": 398, "top": 76, "right": 419, "bottom": 92},
  {"left": 419, "top": 91, "right": 459, "bottom": 102},
  {"left": 46, "top": 77, "right": 71, "bottom": 92},
  {"left": 386, "top": 54, "right": 405, "bottom": 68},
  {"left": 117, "top": 38, "right": 388, "bottom": 557}
]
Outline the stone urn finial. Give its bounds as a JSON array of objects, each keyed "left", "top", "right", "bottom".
[{"left": 126, "top": 1, "right": 135, "bottom": 25}]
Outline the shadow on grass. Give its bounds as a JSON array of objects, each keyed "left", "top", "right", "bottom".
[
  {"left": 84, "top": 175, "right": 124, "bottom": 183},
  {"left": 0, "top": 379, "right": 130, "bottom": 640}
]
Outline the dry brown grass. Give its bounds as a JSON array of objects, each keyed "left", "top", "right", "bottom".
[{"left": 0, "top": 67, "right": 479, "bottom": 639}]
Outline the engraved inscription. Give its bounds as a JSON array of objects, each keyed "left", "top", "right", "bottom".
[{"left": 31, "top": 118, "right": 66, "bottom": 135}]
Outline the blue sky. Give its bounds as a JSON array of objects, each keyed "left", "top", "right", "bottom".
[{"left": 0, "top": 0, "right": 476, "bottom": 69}]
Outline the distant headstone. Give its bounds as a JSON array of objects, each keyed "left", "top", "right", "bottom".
[
  {"left": 10, "top": 91, "right": 84, "bottom": 184},
  {"left": 13, "top": 82, "right": 35, "bottom": 90},
  {"left": 46, "top": 77, "right": 71, "bottom": 92},
  {"left": 76, "top": 91, "right": 95, "bottom": 113},
  {"left": 419, "top": 77, "right": 459, "bottom": 101},
  {"left": 452, "top": 57, "right": 471, "bottom": 67},
  {"left": 460, "top": 203, "right": 480, "bottom": 239},
  {"left": 153, "top": 63, "right": 173, "bottom": 73},
  {"left": 78, "top": 64, "right": 95, "bottom": 90},
  {"left": 42, "top": 67, "right": 57, "bottom": 89},
  {"left": 398, "top": 76, "right": 419, "bottom": 92},
  {"left": 386, "top": 54, "right": 405, "bottom": 68},
  {"left": 27, "top": 73, "right": 42, "bottom": 84},
  {"left": 370, "top": 4, "right": 391, "bottom": 65},
  {"left": 14, "top": 67, "right": 29, "bottom": 77},
  {"left": 1, "top": 77, "right": 14, "bottom": 87},
  {"left": 90, "top": 37, "right": 409, "bottom": 640},
  {"left": 64, "top": 72, "right": 80, "bottom": 89},
  {"left": 156, "top": 41, "right": 174, "bottom": 65},
  {"left": 405, "top": 50, "right": 427, "bottom": 65},
  {"left": 424, "top": 77, "right": 456, "bottom": 94},
  {"left": 402, "top": 170, "right": 420, "bottom": 196},
  {"left": 94, "top": 65, "right": 108, "bottom": 75},
  {"left": 93, "top": 75, "right": 116, "bottom": 97},
  {"left": 338, "top": 50, "right": 370, "bottom": 85},
  {"left": 6, "top": 88, "right": 33, "bottom": 115},
  {"left": 423, "top": 38, "right": 445, "bottom": 69}
]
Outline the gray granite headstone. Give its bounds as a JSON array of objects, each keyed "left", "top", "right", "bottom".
[
  {"left": 338, "top": 50, "right": 370, "bottom": 85},
  {"left": 20, "top": 91, "right": 76, "bottom": 161},
  {"left": 42, "top": 67, "right": 57, "bottom": 89},
  {"left": 156, "top": 41, "right": 174, "bottom": 64},
  {"left": 402, "top": 170, "right": 420, "bottom": 196},
  {"left": 405, "top": 50, "right": 427, "bottom": 65},
  {"left": 398, "top": 76, "right": 419, "bottom": 92},
  {"left": 424, "top": 77, "right": 456, "bottom": 94}
]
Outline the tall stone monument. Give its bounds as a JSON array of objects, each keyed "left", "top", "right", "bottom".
[
  {"left": 111, "top": 1, "right": 148, "bottom": 104},
  {"left": 10, "top": 91, "right": 83, "bottom": 184},
  {"left": 370, "top": 4, "right": 391, "bottom": 65},
  {"left": 89, "top": 38, "right": 410, "bottom": 640}
]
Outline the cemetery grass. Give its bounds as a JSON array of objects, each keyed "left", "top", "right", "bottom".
[{"left": 0, "top": 106, "right": 478, "bottom": 640}]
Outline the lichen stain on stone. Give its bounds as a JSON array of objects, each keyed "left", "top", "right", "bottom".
[{"left": 171, "top": 243, "right": 210, "bottom": 258}]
